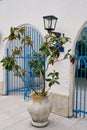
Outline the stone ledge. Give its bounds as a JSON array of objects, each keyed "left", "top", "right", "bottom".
[{"left": 49, "top": 92, "right": 69, "bottom": 117}]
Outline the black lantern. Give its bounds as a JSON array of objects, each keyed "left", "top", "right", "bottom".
[{"left": 43, "top": 15, "right": 58, "bottom": 33}]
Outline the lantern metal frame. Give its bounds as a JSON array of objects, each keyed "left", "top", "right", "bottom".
[{"left": 43, "top": 15, "right": 58, "bottom": 33}]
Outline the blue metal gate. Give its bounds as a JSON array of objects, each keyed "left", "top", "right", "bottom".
[
  {"left": 74, "top": 27, "right": 87, "bottom": 117},
  {"left": 6, "top": 24, "right": 44, "bottom": 99}
]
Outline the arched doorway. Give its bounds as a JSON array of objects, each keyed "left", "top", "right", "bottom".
[
  {"left": 74, "top": 24, "right": 87, "bottom": 117},
  {"left": 5, "top": 24, "right": 44, "bottom": 99}
]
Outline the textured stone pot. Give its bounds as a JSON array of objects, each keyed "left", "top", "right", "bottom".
[{"left": 27, "top": 96, "right": 52, "bottom": 127}]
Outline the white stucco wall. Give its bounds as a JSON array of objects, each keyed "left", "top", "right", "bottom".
[
  {"left": 0, "top": 0, "right": 86, "bottom": 85},
  {"left": 0, "top": 0, "right": 87, "bottom": 116}
]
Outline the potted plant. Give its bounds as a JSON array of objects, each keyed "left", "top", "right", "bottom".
[{"left": 0, "top": 26, "right": 73, "bottom": 127}]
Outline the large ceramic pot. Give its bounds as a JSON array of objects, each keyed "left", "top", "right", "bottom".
[{"left": 27, "top": 96, "right": 52, "bottom": 127}]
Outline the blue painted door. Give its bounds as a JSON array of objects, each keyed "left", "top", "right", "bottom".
[{"left": 6, "top": 24, "right": 44, "bottom": 99}]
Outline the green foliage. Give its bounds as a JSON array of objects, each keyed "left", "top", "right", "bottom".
[
  {"left": 4, "top": 27, "right": 25, "bottom": 41},
  {"left": 29, "top": 55, "right": 45, "bottom": 78},
  {"left": 1, "top": 56, "right": 15, "bottom": 71},
  {"left": 46, "top": 70, "right": 60, "bottom": 87},
  {"left": 14, "top": 65, "right": 25, "bottom": 78},
  {"left": 0, "top": 26, "right": 72, "bottom": 96},
  {"left": 59, "top": 33, "right": 71, "bottom": 44},
  {"left": 64, "top": 49, "right": 75, "bottom": 64},
  {"left": 4, "top": 27, "right": 32, "bottom": 46}
]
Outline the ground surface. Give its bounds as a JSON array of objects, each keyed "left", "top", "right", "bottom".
[{"left": 0, "top": 95, "right": 87, "bottom": 130}]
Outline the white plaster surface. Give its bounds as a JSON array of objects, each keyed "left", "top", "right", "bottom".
[
  {"left": 0, "top": 81, "right": 3, "bottom": 94},
  {"left": 0, "top": 0, "right": 87, "bottom": 119},
  {"left": 0, "top": 0, "right": 87, "bottom": 84},
  {"left": 50, "top": 92, "right": 69, "bottom": 117},
  {"left": 0, "top": 95, "right": 87, "bottom": 130}
]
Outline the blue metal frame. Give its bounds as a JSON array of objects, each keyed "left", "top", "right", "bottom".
[
  {"left": 6, "top": 48, "right": 9, "bottom": 95},
  {"left": 73, "top": 41, "right": 87, "bottom": 118},
  {"left": 6, "top": 24, "right": 44, "bottom": 99}
]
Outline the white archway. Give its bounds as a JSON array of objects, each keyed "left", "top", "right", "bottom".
[{"left": 68, "top": 20, "right": 87, "bottom": 117}]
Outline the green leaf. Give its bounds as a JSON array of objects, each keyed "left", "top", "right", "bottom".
[
  {"left": 68, "top": 49, "right": 71, "bottom": 52},
  {"left": 8, "top": 34, "right": 15, "bottom": 41},
  {"left": 19, "top": 28, "right": 25, "bottom": 35},
  {"left": 49, "top": 80, "right": 54, "bottom": 87},
  {"left": 48, "top": 58, "right": 54, "bottom": 65},
  {"left": 45, "top": 78, "right": 51, "bottom": 81},
  {"left": 0, "top": 57, "right": 15, "bottom": 71},
  {"left": 49, "top": 46, "right": 56, "bottom": 51},
  {"left": 55, "top": 81, "right": 60, "bottom": 85},
  {"left": 47, "top": 72, "right": 54, "bottom": 77},
  {"left": 10, "top": 27, "right": 14, "bottom": 34},
  {"left": 39, "top": 46, "right": 46, "bottom": 51},
  {"left": 64, "top": 54, "right": 68, "bottom": 59},
  {"left": 25, "top": 36, "right": 32, "bottom": 46}
]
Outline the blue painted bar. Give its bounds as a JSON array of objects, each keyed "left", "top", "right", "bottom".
[
  {"left": 79, "top": 44, "right": 83, "bottom": 117},
  {"left": 79, "top": 61, "right": 82, "bottom": 117},
  {"left": 83, "top": 45, "right": 87, "bottom": 118},
  {"left": 75, "top": 57, "right": 79, "bottom": 118},
  {"left": 6, "top": 48, "right": 9, "bottom": 95},
  {"left": 73, "top": 109, "right": 87, "bottom": 114}
]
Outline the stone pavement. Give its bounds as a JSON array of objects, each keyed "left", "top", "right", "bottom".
[{"left": 0, "top": 95, "right": 87, "bottom": 130}]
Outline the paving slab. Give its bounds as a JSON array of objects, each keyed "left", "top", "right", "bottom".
[{"left": 0, "top": 95, "right": 87, "bottom": 130}]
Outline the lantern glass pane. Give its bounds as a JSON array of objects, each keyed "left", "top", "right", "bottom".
[
  {"left": 43, "top": 15, "right": 58, "bottom": 32},
  {"left": 51, "top": 19, "right": 56, "bottom": 30}
]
